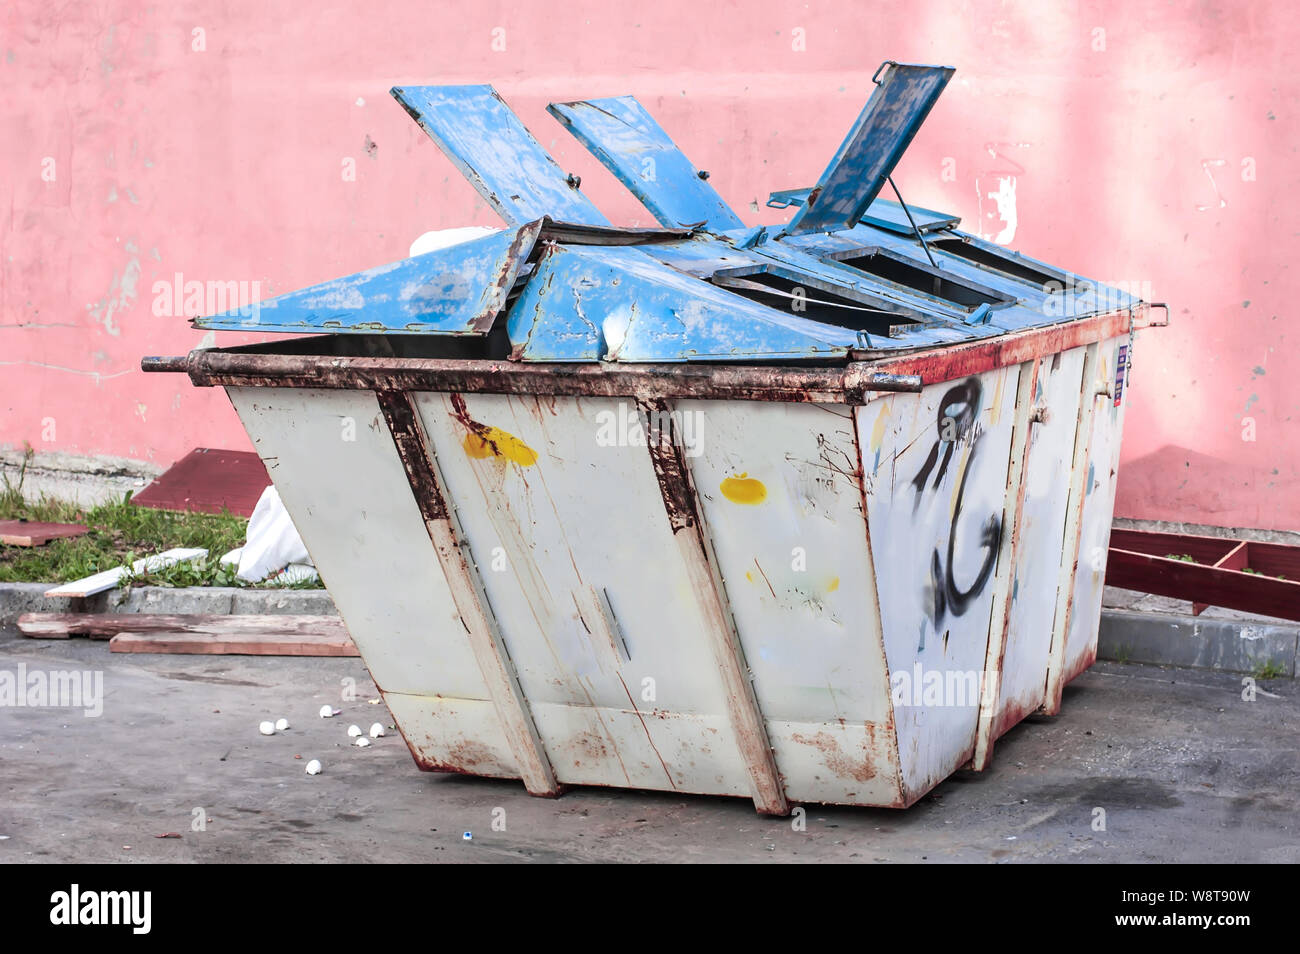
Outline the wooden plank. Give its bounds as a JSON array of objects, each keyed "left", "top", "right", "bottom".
[
  {"left": 1193, "top": 541, "right": 1248, "bottom": 615},
  {"left": 1110, "top": 527, "right": 1237, "bottom": 565},
  {"left": 131, "top": 448, "right": 269, "bottom": 517},
  {"left": 1107, "top": 548, "right": 1300, "bottom": 622},
  {"left": 1236, "top": 540, "right": 1300, "bottom": 579},
  {"left": 20, "top": 612, "right": 347, "bottom": 639},
  {"left": 642, "top": 398, "right": 790, "bottom": 816},
  {"left": 109, "top": 631, "right": 358, "bottom": 656},
  {"left": 42, "top": 548, "right": 207, "bottom": 598},
  {"left": 0, "top": 520, "right": 88, "bottom": 546},
  {"left": 375, "top": 390, "right": 561, "bottom": 797},
  {"left": 1106, "top": 529, "right": 1300, "bottom": 619}
]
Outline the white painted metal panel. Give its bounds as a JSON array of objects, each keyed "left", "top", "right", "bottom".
[
  {"left": 994, "top": 347, "right": 1087, "bottom": 736},
  {"left": 856, "top": 365, "right": 1021, "bottom": 803},
  {"left": 768, "top": 721, "right": 903, "bottom": 806},
  {"left": 226, "top": 388, "right": 492, "bottom": 705},
  {"left": 531, "top": 703, "right": 748, "bottom": 795},
  {"left": 382, "top": 691, "right": 520, "bottom": 779},
  {"left": 1063, "top": 335, "right": 1132, "bottom": 684},
  {"left": 411, "top": 392, "right": 746, "bottom": 793},
  {"left": 682, "top": 400, "right": 901, "bottom": 804}
]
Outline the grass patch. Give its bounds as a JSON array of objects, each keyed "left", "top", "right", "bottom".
[
  {"left": 1, "top": 451, "right": 318, "bottom": 588},
  {"left": 1251, "top": 660, "right": 1288, "bottom": 681}
]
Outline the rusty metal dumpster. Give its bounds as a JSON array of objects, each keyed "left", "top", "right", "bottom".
[{"left": 144, "top": 63, "right": 1162, "bottom": 814}]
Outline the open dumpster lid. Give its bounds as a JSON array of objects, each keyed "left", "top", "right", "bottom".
[
  {"left": 191, "top": 63, "right": 1145, "bottom": 362},
  {"left": 548, "top": 95, "right": 745, "bottom": 231},
  {"left": 785, "top": 62, "right": 954, "bottom": 235}
]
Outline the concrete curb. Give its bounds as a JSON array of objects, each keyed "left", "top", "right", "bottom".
[
  {"left": 3, "top": 582, "right": 1295, "bottom": 678},
  {"left": 0, "top": 582, "right": 336, "bottom": 637},
  {"left": 1098, "top": 607, "right": 1298, "bottom": 678}
]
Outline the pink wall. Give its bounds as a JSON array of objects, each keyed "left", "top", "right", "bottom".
[{"left": 2, "top": 1, "right": 1296, "bottom": 531}]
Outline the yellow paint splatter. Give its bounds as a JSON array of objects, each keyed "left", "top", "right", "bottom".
[
  {"left": 990, "top": 368, "right": 1006, "bottom": 425},
  {"left": 745, "top": 571, "right": 754, "bottom": 583},
  {"left": 720, "top": 472, "right": 767, "bottom": 505},
  {"left": 463, "top": 426, "right": 538, "bottom": 467},
  {"left": 870, "top": 404, "right": 892, "bottom": 453},
  {"left": 827, "top": 576, "right": 840, "bottom": 592}
]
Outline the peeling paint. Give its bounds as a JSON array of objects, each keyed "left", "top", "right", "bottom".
[{"left": 86, "top": 241, "right": 141, "bottom": 337}]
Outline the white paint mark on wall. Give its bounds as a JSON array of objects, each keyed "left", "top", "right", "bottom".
[
  {"left": 976, "top": 142, "right": 1029, "bottom": 245},
  {"left": 86, "top": 240, "right": 141, "bottom": 337}
]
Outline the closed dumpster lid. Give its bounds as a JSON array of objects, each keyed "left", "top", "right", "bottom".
[{"left": 194, "top": 62, "right": 1143, "bottom": 362}]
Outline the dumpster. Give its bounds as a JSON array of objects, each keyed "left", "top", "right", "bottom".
[{"left": 145, "top": 63, "right": 1163, "bottom": 813}]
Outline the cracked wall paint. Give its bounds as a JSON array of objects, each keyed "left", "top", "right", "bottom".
[{"left": 86, "top": 241, "right": 141, "bottom": 337}]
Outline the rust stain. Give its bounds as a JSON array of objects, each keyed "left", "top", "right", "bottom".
[
  {"left": 752, "top": 559, "right": 778, "bottom": 600},
  {"left": 791, "top": 729, "right": 878, "bottom": 783},
  {"left": 720, "top": 472, "right": 767, "bottom": 505},
  {"left": 446, "top": 738, "right": 497, "bottom": 771},
  {"left": 639, "top": 398, "right": 698, "bottom": 533},
  {"left": 411, "top": 737, "right": 502, "bottom": 776},
  {"left": 374, "top": 390, "right": 449, "bottom": 521},
  {"left": 617, "top": 673, "right": 677, "bottom": 789},
  {"left": 570, "top": 730, "right": 610, "bottom": 763}
]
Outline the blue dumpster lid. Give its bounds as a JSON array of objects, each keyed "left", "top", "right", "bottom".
[{"left": 195, "top": 62, "right": 1142, "bottom": 362}]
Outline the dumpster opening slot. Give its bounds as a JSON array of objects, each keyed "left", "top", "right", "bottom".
[
  {"left": 929, "top": 236, "right": 1065, "bottom": 287},
  {"left": 709, "top": 265, "right": 923, "bottom": 338},
  {"left": 826, "top": 247, "right": 1012, "bottom": 311}
]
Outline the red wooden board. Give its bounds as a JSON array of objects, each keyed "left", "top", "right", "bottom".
[
  {"left": 1107, "top": 528, "right": 1300, "bottom": 621},
  {"left": 131, "top": 448, "right": 269, "bottom": 517},
  {"left": 0, "top": 520, "right": 88, "bottom": 546}
]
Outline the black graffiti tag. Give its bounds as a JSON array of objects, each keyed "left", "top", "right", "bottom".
[
  {"left": 910, "top": 379, "right": 979, "bottom": 505},
  {"left": 911, "top": 378, "right": 1002, "bottom": 631}
]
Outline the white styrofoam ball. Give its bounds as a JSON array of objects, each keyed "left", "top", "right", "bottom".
[
  {"left": 259, "top": 721, "right": 276, "bottom": 736},
  {"left": 305, "top": 759, "right": 322, "bottom": 775},
  {"left": 319, "top": 705, "right": 337, "bottom": 719},
  {"left": 347, "top": 724, "right": 362, "bottom": 738},
  {"left": 275, "top": 718, "right": 290, "bottom": 732},
  {"left": 354, "top": 736, "right": 371, "bottom": 748},
  {"left": 369, "top": 723, "right": 385, "bottom": 738}
]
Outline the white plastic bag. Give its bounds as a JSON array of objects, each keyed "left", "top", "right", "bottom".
[
  {"left": 409, "top": 226, "right": 499, "bottom": 257},
  {"left": 236, "top": 486, "right": 313, "bottom": 583}
]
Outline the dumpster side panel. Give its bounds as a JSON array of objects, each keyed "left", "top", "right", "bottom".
[
  {"left": 411, "top": 391, "right": 752, "bottom": 796},
  {"left": 682, "top": 399, "right": 903, "bottom": 806},
  {"left": 530, "top": 703, "right": 749, "bottom": 796},
  {"left": 856, "top": 365, "right": 1021, "bottom": 803},
  {"left": 383, "top": 692, "right": 521, "bottom": 778},
  {"left": 1062, "top": 335, "right": 1132, "bottom": 685},
  {"left": 993, "top": 347, "right": 1088, "bottom": 737},
  {"left": 224, "top": 387, "right": 519, "bottom": 775}
]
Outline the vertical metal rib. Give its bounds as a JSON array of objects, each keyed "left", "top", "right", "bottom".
[
  {"left": 971, "top": 358, "right": 1039, "bottom": 770},
  {"left": 639, "top": 398, "right": 790, "bottom": 816},
  {"left": 1043, "top": 344, "right": 1101, "bottom": 715},
  {"left": 375, "top": 389, "right": 560, "bottom": 796}
]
